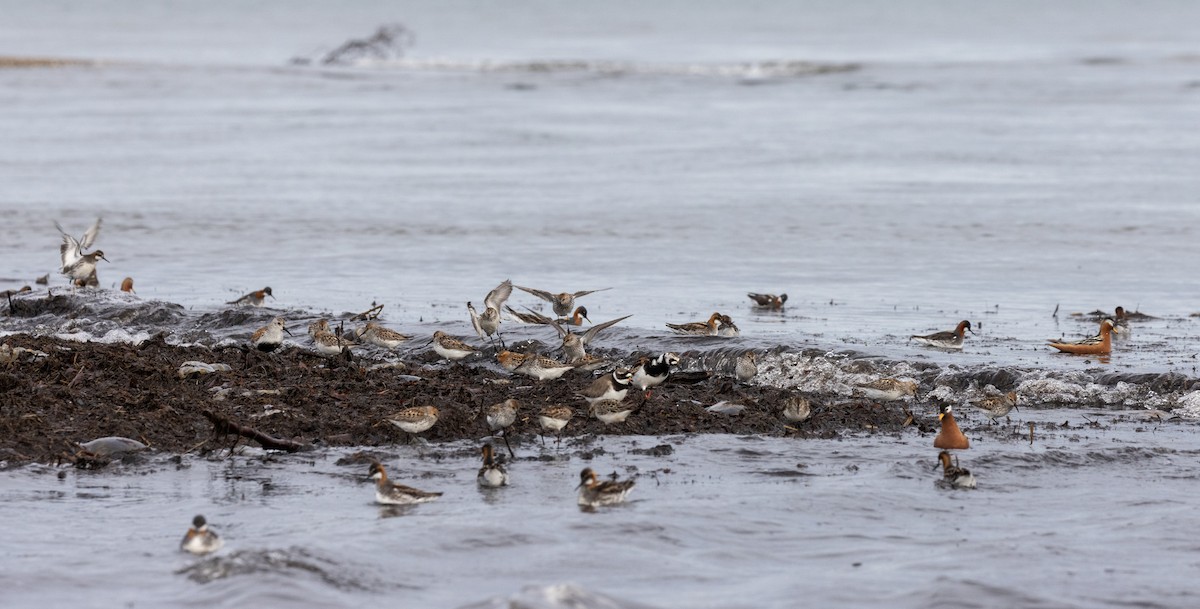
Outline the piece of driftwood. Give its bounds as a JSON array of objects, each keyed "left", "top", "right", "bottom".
[
  {"left": 350, "top": 303, "right": 385, "bottom": 322},
  {"left": 202, "top": 410, "right": 306, "bottom": 452}
]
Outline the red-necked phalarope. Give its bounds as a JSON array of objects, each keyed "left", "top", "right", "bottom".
[
  {"left": 854, "top": 378, "right": 918, "bottom": 402},
  {"left": 357, "top": 321, "right": 410, "bottom": 349},
  {"left": 514, "top": 285, "right": 612, "bottom": 317},
  {"left": 971, "top": 391, "right": 1019, "bottom": 423},
  {"left": 910, "top": 320, "right": 974, "bottom": 350},
  {"left": 936, "top": 450, "right": 977, "bottom": 489},
  {"left": 180, "top": 514, "right": 223, "bottom": 555},
  {"left": 368, "top": 462, "right": 442, "bottom": 505},
  {"left": 55, "top": 218, "right": 107, "bottom": 288},
  {"left": 251, "top": 317, "right": 292, "bottom": 352},
  {"left": 717, "top": 314, "right": 740, "bottom": 337},
  {"left": 577, "top": 468, "right": 635, "bottom": 507},
  {"left": 430, "top": 331, "right": 478, "bottom": 361},
  {"left": 477, "top": 443, "right": 509, "bottom": 488},
  {"left": 747, "top": 292, "right": 787, "bottom": 310},
  {"left": 227, "top": 286, "right": 274, "bottom": 307},
  {"left": 120, "top": 277, "right": 135, "bottom": 293},
  {"left": 934, "top": 404, "right": 970, "bottom": 450},
  {"left": 554, "top": 314, "right": 632, "bottom": 363},
  {"left": 631, "top": 352, "right": 680, "bottom": 395},
  {"left": 1048, "top": 318, "right": 1117, "bottom": 355},
  {"left": 666, "top": 312, "right": 722, "bottom": 336},
  {"left": 578, "top": 368, "right": 634, "bottom": 406},
  {"left": 469, "top": 279, "right": 513, "bottom": 348}
]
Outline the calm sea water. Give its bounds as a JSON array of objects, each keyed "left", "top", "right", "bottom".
[{"left": 3, "top": 1, "right": 1200, "bottom": 606}]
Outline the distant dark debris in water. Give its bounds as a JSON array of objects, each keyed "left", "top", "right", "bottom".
[{"left": 629, "top": 444, "right": 674, "bottom": 457}]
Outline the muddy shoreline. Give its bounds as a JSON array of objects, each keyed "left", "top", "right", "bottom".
[{"left": 0, "top": 334, "right": 927, "bottom": 466}]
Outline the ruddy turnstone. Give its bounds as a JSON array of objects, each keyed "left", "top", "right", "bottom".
[
  {"left": 367, "top": 462, "right": 442, "bottom": 505},
  {"left": 782, "top": 395, "right": 812, "bottom": 423},
  {"left": 579, "top": 368, "right": 634, "bottom": 406},
  {"left": 576, "top": 468, "right": 635, "bottom": 507},
  {"left": 717, "top": 314, "right": 740, "bottom": 338},
  {"left": 514, "top": 285, "right": 612, "bottom": 317},
  {"left": 120, "top": 277, "right": 135, "bottom": 293},
  {"left": 734, "top": 351, "right": 758, "bottom": 382},
  {"left": 935, "top": 450, "right": 977, "bottom": 489},
  {"left": 386, "top": 405, "right": 439, "bottom": 439},
  {"left": 854, "top": 378, "right": 918, "bottom": 402},
  {"left": 357, "top": 321, "right": 410, "bottom": 348},
  {"left": 747, "top": 292, "right": 787, "bottom": 310},
  {"left": 477, "top": 443, "right": 509, "bottom": 488},
  {"left": 666, "top": 312, "right": 722, "bottom": 336},
  {"left": 910, "top": 320, "right": 974, "bottom": 350},
  {"left": 430, "top": 330, "right": 478, "bottom": 361},
  {"left": 934, "top": 404, "right": 970, "bottom": 450},
  {"left": 971, "top": 391, "right": 1019, "bottom": 423},
  {"left": 1048, "top": 318, "right": 1117, "bottom": 355},
  {"left": 468, "top": 279, "right": 513, "bottom": 348},
  {"left": 180, "top": 514, "right": 223, "bottom": 555},
  {"left": 308, "top": 319, "right": 350, "bottom": 356},
  {"left": 514, "top": 355, "right": 576, "bottom": 381},
  {"left": 55, "top": 218, "right": 107, "bottom": 288},
  {"left": 631, "top": 352, "right": 680, "bottom": 394},
  {"left": 554, "top": 314, "right": 632, "bottom": 362},
  {"left": 227, "top": 287, "right": 273, "bottom": 307},
  {"left": 251, "top": 317, "right": 292, "bottom": 352},
  {"left": 589, "top": 399, "right": 635, "bottom": 424}
]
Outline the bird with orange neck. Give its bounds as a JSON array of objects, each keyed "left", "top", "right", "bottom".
[{"left": 934, "top": 404, "right": 970, "bottom": 450}]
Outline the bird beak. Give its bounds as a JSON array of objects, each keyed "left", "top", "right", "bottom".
[
  {"left": 98, "top": 254, "right": 110, "bottom": 263},
  {"left": 937, "top": 412, "right": 945, "bottom": 421},
  {"left": 284, "top": 327, "right": 294, "bottom": 336},
  {"left": 268, "top": 293, "right": 276, "bottom": 300}
]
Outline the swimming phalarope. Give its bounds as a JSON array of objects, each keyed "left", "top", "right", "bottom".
[
  {"left": 120, "top": 277, "right": 135, "bottom": 293},
  {"left": 576, "top": 468, "right": 635, "bottom": 507},
  {"left": 477, "top": 443, "right": 509, "bottom": 488},
  {"left": 589, "top": 399, "right": 635, "bottom": 424},
  {"left": 357, "top": 321, "right": 410, "bottom": 349},
  {"left": 910, "top": 320, "right": 974, "bottom": 350},
  {"left": 1112, "top": 306, "right": 1130, "bottom": 337},
  {"left": 514, "top": 355, "right": 576, "bottom": 381},
  {"left": 854, "top": 378, "right": 918, "bottom": 402},
  {"left": 308, "top": 319, "right": 351, "bottom": 356},
  {"left": 386, "top": 405, "right": 439, "bottom": 440},
  {"left": 554, "top": 314, "right": 633, "bottom": 363},
  {"left": 251, "top": 317, "right": 292, "bottom": 352},
  {"left": 430, "top": 330, "right": 478, "bottom": 361},
  {"left": 782, "top": 394, "right": 812, "bottom": 423},
  {"left": 367, "top": 462, "right": 442, "bottom": 505},
  {"left": 747, "top": 292, "right": 787, "bottom": 310},
  {"left": 631, "top": 352, "right": 680, "bottom": 395},
  {"left": 935, "top": 450, "right": 977, "bottom": 489},
  {"left": 971, "top": 391, "right": 1019, "bottom": 424},
  {"left": 227, "top": 287, "right": 274, "bottom": 307},
  {"left": 514, "top": 285, "right": 612, "bottom": 317},
  {"left": 1048, "top": 318, "right": 1118, "bottom": 355},
  {"left": 717, "top": 314, "right": 740, "bottom": 338},
  {"left": 505, "top": 305, "right": 590, "bottom": 327},
  {"left": 180, "top": 514, "right": 224, "bottom": 555},
  {"left": 934, "top": 404, "right": 970, "bottom": 450},
  {"left": 55, "top": 218, "right": 107, "bottom": 288},
  {"left": 579, "top": 368, "right": 635, "bottom": 406},
  {"left": 666, "top": 312, "right": 722, "bottom": 336},
  {"left": 469, "top": 279, "right": 513, "bottom": 348},
  {"left": 734, "top": 351, "right": 758, "bottom": 382}
]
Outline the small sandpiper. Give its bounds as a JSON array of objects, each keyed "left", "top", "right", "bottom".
[
  {"left": 576, "top": 468, "right": 635, "bottom": 507},
  {"left": 537, "top": 406, "right": 574, "bottom": 443},
  {"left": 514, "top": 285, "right": 612, "bottom": 317},
  {"left": 936, "top": 450, "right": 977, "bottom": 489},
  {"left": 468, "top": 279, "right": 513, "bottom": 348},
  {"left": 854, "top": 378, "right": 918, "bottom": 402},
  {"left": 357, "top": 321, "right": 410, "bottom": 349},
  {"left": 180, "top": 514, "right": 223, "bottom": 555},
  {"left": 368, "top": 462, "right": 442, "bottom": 505},
  {"left": 747, "top": 292, "right": 787, "bottom": 310},
  {"left": 505, "top": 305, "right": 590, "bottom": 327},
  {"left": 555, "top": 314, "right": 632, "bottom": 363},
  {"left": 308, "top": 319, "right": 351, "bottom": 356},
  {"left": 514, "top": 355, "right": 576, "bottom": 381},
  {"left": 971, "top": 391, "right": 1019, "bottom": 424},
  {"left": 631, "top": 352, "right": 680, "bottom": 396},
  {"left": 227, "top": 286, "right": 274, "bottom": 307},
  {"left": 477, "top": 444, "right": 510, "bottom": 488},
  {"left": 666, "top": 312, "right": 722, "bottom": 336},
  {"left": 486, "top": 399, "right": 519, "bottom": 434},
  {"left": 717, "top": 314, "right": 740, "bottom": 338},
  {"left": 430, "top": 331, "right": 478, "bottom": 361},
  {"left": 782, "top": 394, "right": 812, "bottom": 423},
  {"left": 734, "top": 351, "right": 758, "bottom": 382},
  {"left": 495, "top": 350, "right": 531, "bottom": 372},
  {"left": 386, "top": 405, "right": 439, "bottom": 441},
  {"left": 934, "top": 404, "right": 970, "bottom": 450},
  {"left": 590, "top": 399, "right": 635, "bottom": 424},
  {"left": 251, "top": 317, "right": 292, "bottom": 352},
  {"left": 910, "top": 320, "right": 974, "bottom": 350},
  {"left": 55, "top": 218, "right": 107, "bottom": 288},
  {"left": 579, "top": 368, "right": 634, "bottom": 406}
]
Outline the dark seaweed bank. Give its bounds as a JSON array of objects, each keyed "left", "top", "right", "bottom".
[{"left": 0, "top": 334, "right": 921, "bottom": 466}]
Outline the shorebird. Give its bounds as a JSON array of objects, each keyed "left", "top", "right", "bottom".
[
  {"left": 385, "top": 406, "right": 439, "bottom": 442},
  {"left": 367, "top": 462, "right": 442, "bottom": 505},
  {"left": 554, "top": 314, "right": 632, "bottom": 363},
  {"left": 308, "top": 319, "right": 350, "bottom": 356},
  {"left": 120, "top": 277, "right": 135, "bottom": 293},
  {"left": 180, "top": 515, "right": 223, "bottom": 555},
  {"left": 854, "top": 378, "right": 918, "bottom": 402},
  {"left": 505, "top": 305, "right": 590, "bottom": 327},
  {"left": 55, "top": 218, "right": 107, "bottom": 288},
  {"left": 631, "top": 352, "right": 680, "bottom": 396},
  {"left": 717, "top": 314, "right": 740, "bottom": 338},
  {"left": 537, "top": 406, "right": 573, "bottom": 445},
  {"left": 357, "top": 321, "right": 410, "bottom": 349},
  {"left": 576, "top": 468, "right": 635, "bottom": 507},
  {"left": 514, "top": 355, "right": 576, "bottom": 381},
  {"left": 589, "top": 399, "right": 635, "bottom": 424},
  {"left": 935, "top": 450, "right": 977, "bottom": 489},
  {"left": 579, "top": 368, "right": 634, "bottom": 406},
  {"left": 734, "top": 351, "right": 758, "bottom": 382},
  {"left": 911, "top": 320, "right": 974, "bottom": 350},
  {"left": 485, "top": 398, "right": 520, "bottom": 456},
  {"left": 251, "top": 317, "right": 292, "bottom": 352},
  {"left": 430, "top": 331, "right": 478, "bottom": 361},
  {"left": 934, "top": 404, "right": 970, "bottom": 450},
  {"left": 468, "top": 279, "right": 513, "bottom": 348},
  {"left": 971, "top": 391, "right": 1019, "bottom": 424},
  {"left": 1048, "top": 318, "right": 1118, "bottom": 355},
  {"left": 514, "top": 285, "right": 611, "bottom": 317},
  {"left": 569, "top": 353, "right": 609, "bottom": 372},
  {"left": 782, "top": 395, "right": 812, "bottom": 423},
  {"left": 227, "top": 287, "right": 273, "bottom": 307},
  {"left": 496, "top": 350, "right": 530, "bottom": 372},
  {"left": 747, "top": 292, "right": 787, "bottom": 310},
  {"left": 666, "top": 312, "right": 722, "bottom": 336},
  {"left": 477, "top": 444, "right": 509, "bottom": 488}
]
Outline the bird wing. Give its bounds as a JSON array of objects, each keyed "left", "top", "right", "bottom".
[
  {"left": 467, "top": 302, "right": 485, "bottom": 338},
  {"left": 514, "top": 284, "right": 555, "bottom": 303},
  {"left": 80, "top": 217, "right": 102, "bottom": 251},
  {"left": 549, "top": 321, "right": 569, "bottom": 339},
  {"left": 485, "top": 279, "right": 513, "bottom": 311},
  {"left": 505, "top": 305, "right": 550, "bottom": 325},
  {"left": 56, "top": 227, "right": 82, "bottom": 270},
  {"left": 571, "top": 287, "right": 612, "bottom": 298},
  {"left": 580, "top": 314, "right": 632, "bottom": 345},
  {"left": 747, "top": 293, "right": 773, "bottom": 305}
]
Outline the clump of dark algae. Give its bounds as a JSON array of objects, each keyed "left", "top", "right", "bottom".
[{"left": 0, "top": 334, "right": 919, "bottom": 466}]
